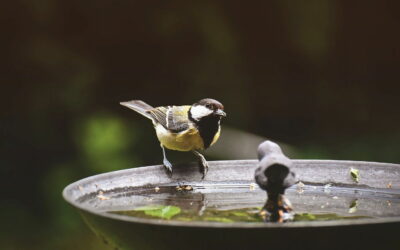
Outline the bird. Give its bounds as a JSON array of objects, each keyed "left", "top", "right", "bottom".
[{"left": 120, "top": 98, "right": 226, "bottom": 178}]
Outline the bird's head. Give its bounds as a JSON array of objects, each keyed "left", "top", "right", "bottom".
[{"left": 189, "top": 98, "right": 226, "bottom": 122}]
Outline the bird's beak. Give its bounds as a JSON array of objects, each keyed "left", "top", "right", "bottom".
[{"left": 214, "top": 109, "right": 226, "bottom": 117}]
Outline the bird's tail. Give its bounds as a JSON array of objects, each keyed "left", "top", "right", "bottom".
[{"left": 120, "top": 100, "right": 154, "bottom": 120}]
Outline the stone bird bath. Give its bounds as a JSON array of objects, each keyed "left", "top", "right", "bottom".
[{"left": 63, "top": 160, "right": 400, "bottom": 250}]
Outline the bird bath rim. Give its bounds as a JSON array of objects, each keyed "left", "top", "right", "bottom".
[{"left": 63, "top": 159, "right": 400, "bottom": 228}]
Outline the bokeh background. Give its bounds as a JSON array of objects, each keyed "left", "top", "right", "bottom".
[{"left": 2, "top": 1, "right": 400, "bottom": 249}]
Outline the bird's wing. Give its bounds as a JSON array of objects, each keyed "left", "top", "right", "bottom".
[
  {"left": 147, "top": 106, "right": 169, "bottom": 128},
  {"left": 168, "top": 105, "right": 191, "bottom": 132},
  {"left": 147, "top": 105, "right": 191, "bottom": 133}
]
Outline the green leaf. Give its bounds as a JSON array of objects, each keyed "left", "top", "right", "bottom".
[
  {"left": 348, "top": 199, "right": 358, "bottom": 213},
  {"left": 294, "top": 212, "right": 369, "bottom": 221},
  {"left": 350, "top": 168, "right": 360, "bottom": 183},
  {"left": 294, "top": 213, "right": 317, "bottom": 221},
  {"left": 231, "top": 211, "right": 249, "bottom": 217},
  {"left": 204, "top": 217, "right": 234, "bottom": 223},
  {"left": 134, "top": 205, "right": 181, "bottom": 220}
]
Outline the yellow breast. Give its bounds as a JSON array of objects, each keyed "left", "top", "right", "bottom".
[{"left": 155, "top": 124, "right": 204, "bottom": 151}]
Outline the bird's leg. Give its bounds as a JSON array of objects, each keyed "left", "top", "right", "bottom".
[
  {"left": 193, "top": 150, "right": 209, "bottom": 179},
  {"left": 160, "top": 144, "right": 173, "bottom": 176}
]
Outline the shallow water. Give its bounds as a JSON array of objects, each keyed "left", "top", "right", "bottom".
[
  {"left": 109, "top": 206, "right": 371, "bottom": 223},
  {"left": 83, "top": 182, "right": 400, "bottom": 223}
]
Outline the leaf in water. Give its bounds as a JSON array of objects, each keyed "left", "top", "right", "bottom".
[
  {"left": 204, "top": 217, "right": 234, "bottom": 223},
  {"left": 231, "top": 211, "right": 249, "bottom": 217},
  {"left": 294, "top": 213, "right": 317, "bottom": 221},
  {"left": 294, "top": 212, "right": 369, "bottom": 221},
  {"left": 350, "top": 168, "right": 359, "bottom": 183},
  {"left": 134, "top": 205, "right": 181, "bottom": 219},
  {"left": 348, "top": 199, "right": 358, "bottom": 213},
  {"left": 229, "top": 210, "right": 262, "bottom": 222}
]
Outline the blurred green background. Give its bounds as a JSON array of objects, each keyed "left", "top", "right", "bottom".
[{"left": 1, "top": 1, "right": 400, "bottom": 249}]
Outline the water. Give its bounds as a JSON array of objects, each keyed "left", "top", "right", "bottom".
[
  {"left": 110, "top": 206, "right": 371, "bottom": 223},
  {"left": 80, "top": 182, "right": 400, "bottom": 223}
]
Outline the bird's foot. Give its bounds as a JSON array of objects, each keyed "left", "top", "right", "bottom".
[
  {"left": 199, "top": 158, "right": 209, "bottom": 180},
  {"left": 163, "top": 159, "right": 173, "bottom": 177},
  {"left": 192, "top": 150, "right": 209, "bottom": 179}
]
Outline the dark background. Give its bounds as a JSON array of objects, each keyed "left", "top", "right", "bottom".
[{"left": 1, "top": 1, "right": 400, "bottom": 249}]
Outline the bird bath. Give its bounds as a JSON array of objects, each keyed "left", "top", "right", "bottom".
[{"left": 63, "top": 160, "right": 400, "bottom": 250}]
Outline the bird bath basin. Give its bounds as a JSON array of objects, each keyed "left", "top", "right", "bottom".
[{"left": 63, "top": 160, "right": 400, "bottom": 250}]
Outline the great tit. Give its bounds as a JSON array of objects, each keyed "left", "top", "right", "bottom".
[{"left": 120, "top": 98, "right": 226, "bottom": 178}]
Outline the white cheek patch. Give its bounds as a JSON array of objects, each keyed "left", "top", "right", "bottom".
[{"left": 190, "top": 105, "right": 213, "bottom": 121}]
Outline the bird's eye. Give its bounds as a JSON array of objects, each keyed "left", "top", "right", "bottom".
[{"left": 206, "top": 104, "right": 212, "bottom": 109}]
